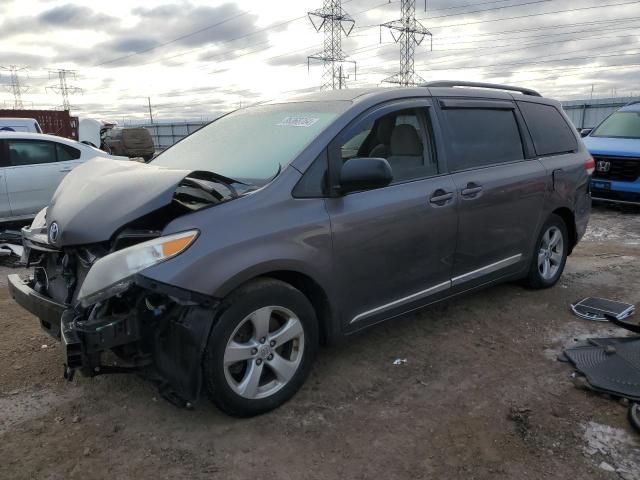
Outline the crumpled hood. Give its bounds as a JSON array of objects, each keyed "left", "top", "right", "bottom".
[
  {"left": 583, "top": 136, "right": 640, "bottom": 157},
  {"left": 47, "top": 157, "right": 191, "bottom": 247}
]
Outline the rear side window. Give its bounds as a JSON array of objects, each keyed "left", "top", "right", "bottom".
[
  {"left": 441, "top": 108, "right": 524, "bottom": 171},
  {"left": 8, "top": 140, "right": 56, "bottom": 166},
  {"left": 518, "top": 102, "right": 577, "bottom": 156},
  {"left": 56, "top": 143, "right": 81, "bottom": 161}
]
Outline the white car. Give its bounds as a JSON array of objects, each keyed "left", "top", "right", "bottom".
[{"left": 0, "top": 132, "right": 127, "bottom": 223}]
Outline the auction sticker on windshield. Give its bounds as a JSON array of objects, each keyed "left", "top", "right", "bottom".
[{"left": 277, "top": 116, "right": 320, "bottom": 127}]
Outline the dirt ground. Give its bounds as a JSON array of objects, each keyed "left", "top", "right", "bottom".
[{"left": 1, "top": 206, "right": 639, "bottom": 480}]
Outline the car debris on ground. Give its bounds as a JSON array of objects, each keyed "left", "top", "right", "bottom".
[
  {"left": 562, "top": 305, "right": 640, "bottom": 435},
  {"left": 0, "top": 229, "right": 25, "bottom": 267},
  {"left": 571, "top": 296, "right": 636, "bottom": 322}
]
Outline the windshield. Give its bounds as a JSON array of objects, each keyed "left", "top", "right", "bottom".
[
  {"left": 152, "top": 101, "right": 349, "bottom": 185},
  {"left": 591, "top": 111, "right": 640, "bottom": 139}
]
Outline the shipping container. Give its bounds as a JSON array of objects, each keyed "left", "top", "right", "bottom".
[{"left": 0, "top": 109, "right": 78, "bottom": 139}]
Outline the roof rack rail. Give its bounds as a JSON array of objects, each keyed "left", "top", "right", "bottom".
[{"left": 421, "top": 81, "right": 542, "bottom": 97}]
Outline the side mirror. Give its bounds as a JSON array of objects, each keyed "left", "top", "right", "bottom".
[
  {"left": 339, "top": 157, "right": 393, "bottom": 194},
  {"left": 580, "top": 128, "right": 592, "bottom": 137}
]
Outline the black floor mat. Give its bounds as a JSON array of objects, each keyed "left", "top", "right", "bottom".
[{"left": 564, "top": 336, "right": 640, "bottom": 401}]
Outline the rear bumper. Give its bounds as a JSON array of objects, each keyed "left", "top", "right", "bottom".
[{"left": 7, "top": 274, "right": 66, "bottom": 338}]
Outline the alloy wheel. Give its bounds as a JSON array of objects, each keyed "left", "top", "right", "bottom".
[
  {"left": 223, "top": 306, "right": 305, "bottom": 400},
  {"left": 538, "top": 226, "right": 564, "bottom": 280}
]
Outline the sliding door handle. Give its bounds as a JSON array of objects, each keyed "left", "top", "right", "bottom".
[{"left": 461, "top": 183, "right": 483, "bottom": 198}]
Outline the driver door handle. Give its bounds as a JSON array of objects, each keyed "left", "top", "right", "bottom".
[{"left": 430, "top": 190, "right": 454, "bottom": 205}]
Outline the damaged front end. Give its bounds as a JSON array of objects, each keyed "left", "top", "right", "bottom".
[{"left": 7, "top": 162, "right": 251, "bottom": 407}]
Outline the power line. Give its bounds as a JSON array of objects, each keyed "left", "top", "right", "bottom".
[
  {"left": 358, "top": 47, "right": 640, "bottom": 80},
  {"left": 428, "top": 0, "right": 547, "bottom": 13},
  {"left": 79, "top": 0, "right": 383, "bottom": 80},
  {"left": 354, "top": 30, "right": 639, "bottom": 72},
  {"left": 94, "top": 10, "right": 251, "bottom": 67},
  {"left": 430, "top": 21, "right": 640, "bottom": 48},
  {"left": 431, "top": 15, "right": 640, "bottom": 42},
  {"left": 356, "top": 0, "right": 554, "bottom": 28},
  {"left": 415, "top": 30, "right": 640, "bottom": 64},
  {"left": 423, "top": 0, "right": 640, "bottom": 29},
  {"left": 421, "top": 49, "right": 640, "bottom": 73}
]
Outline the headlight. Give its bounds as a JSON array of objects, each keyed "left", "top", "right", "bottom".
[
  {"left": 77, "top": 230, "right": 198, "bottom": 307},
  {"left": 31, "top": 208, "right": 47, "bottom": 229}
]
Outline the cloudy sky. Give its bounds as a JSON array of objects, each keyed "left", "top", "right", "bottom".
[{"left": 1, "top": 0, "right": 639, "bottom": 122}]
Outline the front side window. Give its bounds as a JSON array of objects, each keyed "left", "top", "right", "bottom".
[
  {"left": 152, "top": 101, "right": 349, "bottom": 186},
  {"left": 8, "top": 140, "right": 56, "bottom": 166},
  {"left": 339, "top": 108, "right": 437, "bottom": 183},
  {"left": 592, "top": 111, "right": 640, "bottom": 139},
  {"left": 442, "top": 108, "right": 524, "bottom": 171}
]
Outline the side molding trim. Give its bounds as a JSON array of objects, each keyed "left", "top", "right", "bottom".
[
  {"left": 350, "top": 281, "right": 451, "bottom": 324},
  {"left": 451, "top": 254, "right": 522, "bottom": 286},
  {"left": 349, "top": 253, "right": 523, "bottom": 324}
]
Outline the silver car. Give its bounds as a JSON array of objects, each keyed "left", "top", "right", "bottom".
[{"left": 0, "top": 132, "right": 127, "bottom": 223}]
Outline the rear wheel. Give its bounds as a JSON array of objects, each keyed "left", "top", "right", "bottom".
[
  {"left": 524, "top": 214, "right": 569, "bottom": 289},
  {"left": 203, "top": 278, "right": 318, "bottom": 417}
]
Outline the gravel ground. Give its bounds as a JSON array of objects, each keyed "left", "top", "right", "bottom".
[{"left": 0, "top": 205, "right": 639, "bottom": 480}]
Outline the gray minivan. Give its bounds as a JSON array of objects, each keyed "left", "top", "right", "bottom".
[{"left": 9, "top": 82, "right": 592, "bottom": 416}]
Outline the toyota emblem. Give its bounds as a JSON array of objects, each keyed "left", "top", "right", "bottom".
[{"left": 48, "top": 222, "right": 60, "bottom": 243}]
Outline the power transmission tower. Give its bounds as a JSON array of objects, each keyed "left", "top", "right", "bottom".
[
  {"left": 0, "top": 65, "right": 29, "bottom": 109},
  {"left": 307, "top": 0, "right": 356, "bottom": 90},
  {"left": 380, "top": 0, "right": 432, "bottom": 86},
  {"left": 47, "top": 69, "right": 82, "bottom": 111}
]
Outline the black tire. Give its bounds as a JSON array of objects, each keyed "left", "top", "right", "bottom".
[
  {"left": 203, "top": 278, "right": 319, "bottom": 417},
  {"left": 523, "top": 214, "right": 569, "bottom": 289}
]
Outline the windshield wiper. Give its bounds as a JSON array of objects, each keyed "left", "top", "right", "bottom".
[{"left": 185, "top": 170, "right": 253, "bottom": 199}]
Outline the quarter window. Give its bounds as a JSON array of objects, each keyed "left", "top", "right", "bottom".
[
  {"left": 441, "top": 108, "right": 524, "bottom": 171},
  {"left": 8, "top": 140, "right": 57, "bottom": 166},
  {"left": 518, "top": 101, "right": 578, "bottom": 156},
  {"left": 56, "top": 143, "right": 81, "bottom": 161}
]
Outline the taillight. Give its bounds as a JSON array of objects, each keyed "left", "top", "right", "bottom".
[{"left": 585, "top": 157, "right": 595, "bottom": 175}]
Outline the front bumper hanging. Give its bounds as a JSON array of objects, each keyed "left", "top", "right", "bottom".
[
  {"left": 8, "top": 272, "right": 219, "bottom": 407},
  {"left": 8, "top": 274, "right": 66, "bottom": 338}
]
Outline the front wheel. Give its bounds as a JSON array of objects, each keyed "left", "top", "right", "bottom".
[
  {"left": 203, "top": 278, "right": 318, "bottom": 417},
  {"left": 523, "top": 214, "right": 569, "bottom": 289}
]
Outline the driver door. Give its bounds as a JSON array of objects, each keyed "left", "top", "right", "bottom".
[{"left": 325, "top": 99, "right": 458, "bottom": 332}]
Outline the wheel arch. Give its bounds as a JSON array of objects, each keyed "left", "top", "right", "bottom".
[{"left": 216, "top": 266, "right": 338, "bottom": 346}]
